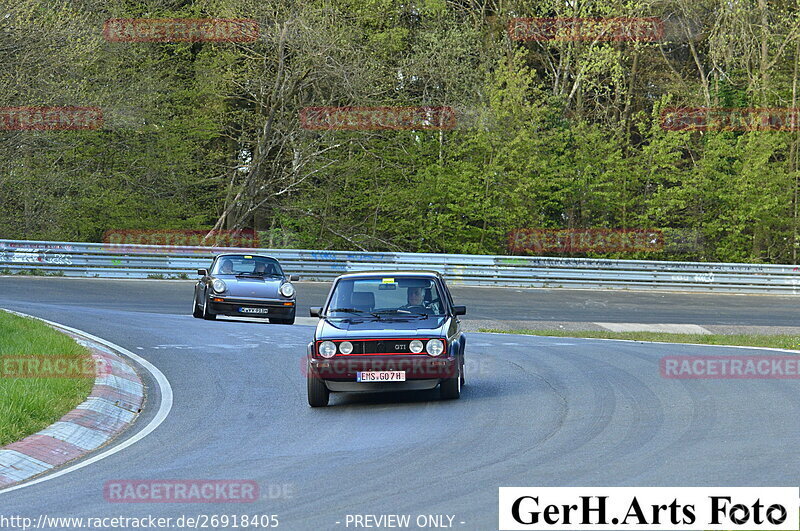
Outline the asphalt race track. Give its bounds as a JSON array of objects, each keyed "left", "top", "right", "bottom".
[
  {"left": 4, "top": 276, "right": 800, "bottom": 326},
  {"left": 2, "top": 277, "right": 800, "bottom": 529}
]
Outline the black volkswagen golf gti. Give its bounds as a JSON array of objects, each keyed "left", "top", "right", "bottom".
[{"left": 306, "top": 271, "right": 467, "bottom": 407}]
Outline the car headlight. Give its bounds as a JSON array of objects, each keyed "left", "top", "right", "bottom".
[
  {"left": 339, "top": 341, "right": 353, "bottom": 355},
  {"left": 279, "top": 282, "right": 295, "bottom": 298},
  {"left": 409, "top": 340, "right": 424, "bottom": 354},
  {"left": 318, "top": 341, "right": 337, "bottom": 358},
  {"left": 426, "top": 339, "right": 444, "bottom": 357},
  {"left": 211, "top": 278, "right": 226, "bottom": 293}
]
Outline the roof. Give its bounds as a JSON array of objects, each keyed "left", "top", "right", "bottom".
[
  {"left": 336, "top": 270, "right": 443, "bottom": 279},
  {"left": 213, "top": 253, "right": 278, "bottom": 260}
]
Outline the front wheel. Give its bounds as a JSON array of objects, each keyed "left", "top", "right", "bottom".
[
  {"left": 440, "top": 364, "right": 461, "bottom": 400},
  {"left": 202, "top": 296, "right": 216, "bottom": 320},
  {"left": 307, "top": 371, "right": 330, "bottom": 407},
  {"left": 192, "top": 295, "right": 203, "bottom": 318}
]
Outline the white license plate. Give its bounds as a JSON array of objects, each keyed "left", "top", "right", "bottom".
[
  {"left": 239, "top": 307, "right": 269, "bottom": 314},
  {"left": 357, "top": 371, "right": 406, "bottom": 382}
]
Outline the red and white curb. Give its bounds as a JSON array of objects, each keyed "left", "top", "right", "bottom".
[{"left": 0, "top": 311, "right": 172, "bottom": 492}]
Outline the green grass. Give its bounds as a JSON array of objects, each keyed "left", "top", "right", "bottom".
[
  {"left": 479, "top": 329, "right": 800, "bottom": 351},
  {"left": 3, "top": 269, "right": 64, "bottom": 277},
  {"left": 0, "top": 311, "right": 94, "bottom": 446}
]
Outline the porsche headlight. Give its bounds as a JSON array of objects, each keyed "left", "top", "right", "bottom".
[
  {"left": 211, "top": 278, "right": 227, "bottom": 293},
  {"left": 409, "top": 340, "right": 424, "bottom": 354},
  {"left": 318, "top": 341, "right": 337, "bottom": 358},
  {"left": 426, "top": 339, "right": 444, "bottom": 357},
  {"left": 339, "top": 341, "right": 353, "bottom": 355},
  {"left": 279, "top": 282, "right": 295, "bottom": 298}
]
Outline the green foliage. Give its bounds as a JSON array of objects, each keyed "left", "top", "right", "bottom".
[{"left": 2, "top": 1, "right": 800, "bottom": 264}]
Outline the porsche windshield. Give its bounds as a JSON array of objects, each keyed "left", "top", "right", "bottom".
[
  {"left": 212, "top": 255, "right": 283, "bottom": 277},
  {"left": 327, "top": 277, "right": 446, "bottom": 317}
]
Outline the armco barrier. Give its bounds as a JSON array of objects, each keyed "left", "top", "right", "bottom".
[{"left": 2, "top": 240, "right": 800, "bottom": 294}]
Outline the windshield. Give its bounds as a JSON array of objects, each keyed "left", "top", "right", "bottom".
[
  {"left": 326, "top": 277, "right": 446, "bottom": 317},
  {"left": 211, "top": 255, "right": 283, "bottom": 276}
]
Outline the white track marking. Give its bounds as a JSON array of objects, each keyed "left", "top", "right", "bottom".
[{"left": 594, "top": 322, "right": 712, "bottom": 334}]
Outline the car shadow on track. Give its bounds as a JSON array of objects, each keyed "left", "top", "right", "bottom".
[{"left": 324, "top": 383, "right": 505, "bottom": 408}]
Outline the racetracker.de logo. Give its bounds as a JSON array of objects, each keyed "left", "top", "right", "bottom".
[
  {"left": 0, "top": 355, "right": 109, "bottom": 379},
  {"left": 103, "top": 18, "right": 260, "bottom": 42},
  {"left": 299, "top": 106, "right": 456, "bottom": 131},
  {"left": 508, "top": 228, "right": 664, "bottom": 254},
  {"left": 102, "top": 229, "right": 260, "bottom": 252},
  {"left": 104, "top": 480, "right": 259, "bottom": 503},
  {"left": 661, "top": 355, "right": 800, "bottom": 379},
  {"left": 508, "top": 17, "right": 665, "bottom": 42},
  {"left": 661, "top": 107, "right": 800, "bottom": 131},
  {"left": 0, "top": 107, "right": 102, "bottom": 131}
]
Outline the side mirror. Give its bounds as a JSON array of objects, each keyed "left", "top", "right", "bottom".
[
  {"left": 453, "top": 305, "right": 466, "bottom": 316},
  {"left": 309, "top": 307, "right": 321, "bottom": 317},
  {"left": 290, "top": 274, "right": 300, "bottom": 281},
  {"left": 197, "top": 269, "right": 208, "bottom": 276}
]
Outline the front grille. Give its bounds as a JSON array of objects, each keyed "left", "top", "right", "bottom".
[{"left": 359, "top": 340, "right": 416, "bottom": 355}]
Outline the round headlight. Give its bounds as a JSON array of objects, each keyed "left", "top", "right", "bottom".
[
  {"left": 409, "top": 340, "right": 424, "bottom": 354},
  {"left": 279, "top": 282, "right": 295, "bottom": 298},
  {"left": 426, "top": 339, "right": 444, "bottom": 357},
  {"left": 211, "top": 278, "right": 226, "bottom": 293},
  {"left": 339, "top": 341, "right": 353, "bottom": 355},
  {"left": 318, "top": 341, "right": 337, "bottom": 358}
]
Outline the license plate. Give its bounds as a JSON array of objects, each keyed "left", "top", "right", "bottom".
[
  {"left": 357, "top": 371, "right": 406, "bottom": 382},
  {"left": 239, "top": 307, "right": 269, "bottom": 314}
]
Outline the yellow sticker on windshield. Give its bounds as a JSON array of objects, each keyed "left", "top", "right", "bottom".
[
  {"left": 382, "top": 278, "right": 394, "bottom": 283},
  {"left": 244, "top": 255, "right": 253, "bottom": 259}
]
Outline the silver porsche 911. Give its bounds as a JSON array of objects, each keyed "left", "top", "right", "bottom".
[{"left": 193, "top": 253, "right": 299, "bottom": 324}]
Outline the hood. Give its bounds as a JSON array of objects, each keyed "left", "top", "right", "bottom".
[
  {"left": 316, "top": 316, "right": 449, "bottom": 340},
  {"left": 216, "top": 274, "right": 284, "bottom": 298}
]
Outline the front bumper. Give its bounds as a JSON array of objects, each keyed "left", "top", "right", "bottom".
[
  {"left": 308, "top": 355, "right": 457, "bottom": 387},
  {"left": 208, "top": 297, "right": 295, "bottom": 318},
  {"left": 325, "top": 379, "right": 441, "bottom": 392}
]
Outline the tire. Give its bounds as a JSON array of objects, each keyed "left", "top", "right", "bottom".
[
  {"left": 202, "top": 296, "right": 216, "bottom": 320},
  {"left": 440, "top": 363, "right": 461, "bottom": 400},
  {"left": 269, "top": 316, "right": 295, "bottom": 325},
  {"left": 460, "top": 355, "right": 466, "bottom": 386},
  {"left": 192, "top": 295, "right": 203, "bottom": 318},
  {"left": 307, "top": 370, "right": 330, "bottom": 407}
]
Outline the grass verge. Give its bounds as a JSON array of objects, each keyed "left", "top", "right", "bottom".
[
  {"left": 478, "top": 329, "right": 800, "bottom": 351},
  {"left": 0, "top": 311, "right": 94, "bottom": 446}
]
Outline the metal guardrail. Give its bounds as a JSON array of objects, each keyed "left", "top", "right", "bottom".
[{"left": 2, "top": 239, "right": 800, "bottom": 294}]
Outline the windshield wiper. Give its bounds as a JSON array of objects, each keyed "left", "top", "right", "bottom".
[
  {"left": 328, "top": 308, "right": 368, "bottom": 314},
  {"left": 370, "top": 309, "right": 428, "bottom": 319}
]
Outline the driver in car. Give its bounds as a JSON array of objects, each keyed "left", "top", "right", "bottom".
[
  {"left": 254, "top": 262, "right": 275, "bottom": 275},
  {"left": 402, "top": 287, "right": 427, "bottom": 311}
]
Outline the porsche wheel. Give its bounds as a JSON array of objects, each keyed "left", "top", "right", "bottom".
[
  {"left": 202, "top": 296, "right": 216, "bottom": 320},
  {"left": 192, "top": 296, "right": 203, "bottom": 318}
]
